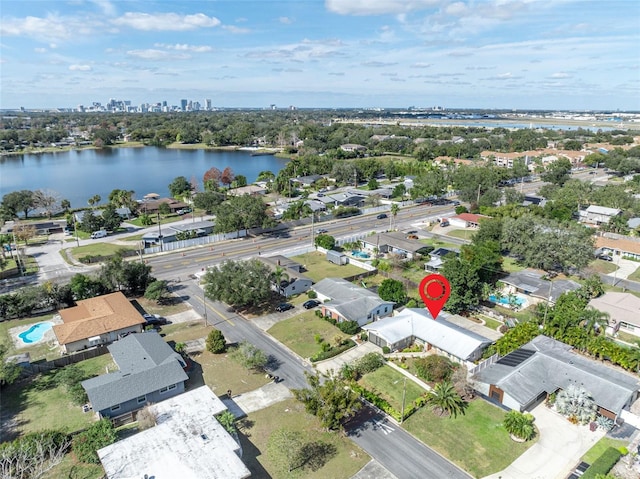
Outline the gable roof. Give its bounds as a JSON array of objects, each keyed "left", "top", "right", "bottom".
[
  {"left": 82, "top": 332, "right": 188, "bottom": 413},
  {"left": 363, "top": 309, "right": 493, "bottom": 361},
  {"left": 452, "top": 213, "right": 488, "bottom": 224},
  {"left": 54, "top": 292, "right": 146, "bottom": 345},
  {"left": 588, "top": 292, "right": 640, "bottom": 327},
  {"left": 499, "top": 269, "right": 581, "bottom": 302},
  {"left": 473, "top": 335, "right": 640, "bottom": 416},
  {"left": 313, "top": 278, "right": 391, "bottom": 319},
  {"left": 364, "top": 232, "right": 425, "bottom": 254}
]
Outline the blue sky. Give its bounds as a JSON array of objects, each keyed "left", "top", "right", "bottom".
[{"left": 1, "top": 0, "right": 639, "bottom": 110}]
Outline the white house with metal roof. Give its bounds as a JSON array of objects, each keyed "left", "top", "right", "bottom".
[
  {"left": 580, "top": 205, "right": 622, "bottom": 226},
  {"left": 312, "top": 278, "right": 393, "bottom": 326},
  {"left": 588, "top": 292, "right": 640, "bottom": 337},
  {"left": 472, "top": 335, "right": 640, "bottom": 420},
  {"left": 97, "top": 386, "right": 251, "bottom": 479},
  {"left": 363, "top": 309, "right": 493, "bottom": 366}
]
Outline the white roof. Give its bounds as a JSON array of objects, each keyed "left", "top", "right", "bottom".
[
  {"left": 586, "top": 205, "right": 621, "bottom": 216},
  {"left": 364, "top": 309, "right": 492, "bottom": 361},
  {"left": 588, "top": 292, "right": 640, "bottom": 327},
  {"left": 98, "top": 386, "right": 250, "bottom": 479}
]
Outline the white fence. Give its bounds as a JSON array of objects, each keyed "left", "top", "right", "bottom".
[{"left": 144, "top": 230, "right": 246, "bottom": 254}]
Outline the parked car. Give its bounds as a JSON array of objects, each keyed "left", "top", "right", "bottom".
[
  {"left": 317, "top": 228, "right": 328, "bottom": 234},
  {"left": 143, "top": 313, "right": 167, "bottom": 326},
  {"left": 440, "top": 221, "right": 449, "bottom": 227},
  {"left": 597, "top": 254, "right": 613, "bottom": 262},
  {"left": 376, "top": 213, "right": 388, "bottom": 219},
  {"left": 406, "top": 234, "right": 419, "bottom": 240},
  {"left": 303, "top": 299, "right": 320, "bottom": 309},
  {"left": 176, "top": 208, "right": 192, "bottom": 215},
  {"left": 275, "top": 303, "right": 294, "bottom": 312}
]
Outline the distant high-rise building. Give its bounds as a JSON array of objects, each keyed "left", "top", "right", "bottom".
[
  {"left": 180, "top": 99, "right": 188, "bottom": 111},
  {"left": 205, "top": 99, "right": 212, "bottom": 110}
]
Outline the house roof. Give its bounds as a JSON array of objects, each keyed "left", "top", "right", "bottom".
[
  {"left": 596, "top": 235, "right": 640, "bottom": 255},
  {"left": 500, "top": 269, "right": 581, "bottom": 302},
  {"left": 586, "top": 205, "right": 621, "bottom": 216},
  {"left": 227, "top": 184, "right": 267, "bottom": 196},
  {"left": 588, "top": 292, "right": 640, "bottom": 328},
  {"left": 54, "top": 292, "right": 146, "bottom": 345},
  {"left": 81, "top": 332, "right": 188, "bottom": 413},
  {"left": 627, "top": 218, "right": 640, "bottom": 229},
  {"left": 313, "top": 278, "right": 391, "bottom": 320},
  {"left": 452, "top": 213, "right": 488, "bottom": 224},
  {"left": 258, "top": 255, "right": 312, "bottom": 282},
  {"left": 363, "top": 309, "right": 493, "bottom": 361},
  {"left": 97, "top": 386, "right": 250, "bottom": 479},
  {"left": 364, "top": 232, "right": 425, "bottom": 254},
  {"left": 473, "top": 336, "right": 640, "bottom": 416}
]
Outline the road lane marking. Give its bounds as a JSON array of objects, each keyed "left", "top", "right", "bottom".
[{"left": 374, "top": 420, "right": 395, "bottom": 435}]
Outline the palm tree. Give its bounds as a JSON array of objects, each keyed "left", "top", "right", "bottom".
[
  {"left": 555, "top": 385, "right": 597, "bottom": 425},
  {"left": 271, "top": 266, "right": 290, "bottom": 296},
  {"left": 390, "top": 203, "right": 399, "bottom": 230},
  {"left": 579, "top": 308, "right": 609, "bottom": 337},
  {"left": 87, "top": 194, "right": 101, "bottom": 209},
  {"left": 503, "top": 410, "right": 536, "bottom": 441},
  {"left": 426, "top": 381, "right": 466, "bottom": 418}
]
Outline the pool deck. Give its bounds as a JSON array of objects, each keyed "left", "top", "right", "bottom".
[{"left": 9, "top": 317, "right": 63, "bottom": 350}]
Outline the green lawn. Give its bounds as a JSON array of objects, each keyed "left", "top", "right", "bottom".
[
  {"left": 404, "top": 399, "right": 536, "bottom": 478},
  {"left": 589, "top": 259, "right": 619, "bottom": 275},
  {"left": 628, "top": 265, "right": 640, "bottom": 282},
  {"left": 132, "top": 296, "right": 191, "bottom": 318},
  {"left": 238, "top": 398, "right": 370, "bottom": 479},
  {"left": 119, "top": 233, "right": 145, "bottom": 242},
  {"left": 419, "top": 238, "right": 460, "bottom": 250},
  {"left": 42, "top": 455, "right": 104, "bottom": 479},
  {"left": 581, "top": 436, "right": 628, "bottom": 463},
  {"left": 2, "top": 354, "right": 114, "bottom": 436},
  {"left": 291, "top": 252, "right": 367, "bottom": 282},
  {"left": 614, "top": 330, "right": 640, "bottom": 346},
  {"left": 358, "top": 365, "right": 427, "bottom": 411},
  {"left": 71, "top": 243, "right": 135, "bottom": 260},
  {"left": 477, "top": 314, "right": 503, "bottom": 331},
  {"left": 268, "top": 311, "right": 350, "bottom": 358},
  {"left": 446, "top": 229, "right": 475, "bottom": 241},
  {"left": 0, "top": 314, "right": 58, "bottom": 361},
  {"left": 502, "top": 256, "right": 527, "bottom": 273}
]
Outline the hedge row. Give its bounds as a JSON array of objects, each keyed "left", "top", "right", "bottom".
[
  {"left": 310, "top": 339, "right": 356, "bottom": 362},
  {"left": 581, "top": 447, "right": 622, "bottom": 479},
  {"left": 351, "top": 383, "right": 421, "bottom": 423}
]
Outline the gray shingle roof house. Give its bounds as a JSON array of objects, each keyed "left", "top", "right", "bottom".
[
  {"left": 364, "top": 309, "right": 493, "bottom": 365},
  {"left": 424, "top": 247, "right": 459, "bottom": 272},
  {"left": 259, "top": 255, "right": 313, "bottom": 297},
  {"left": 313, "top": 278, "right": 393, "bottom": 326},
  {"left": 499, "top": 269, "right": 581, "bottom": 303},
  {"left": 588, "top": 292, "right": 640, "bottom": 336},
  {"left": 472, "top": 335, "right": 640, "bottom": 419},
  {"left": 97, "top": 386, "right": 251, "bottom": 479},
  {"left": 82, "top": 331, "right": 188, "bottom": 418}
]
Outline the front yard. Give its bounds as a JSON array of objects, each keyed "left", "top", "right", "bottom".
[
  {"left": 403, "top": 399, "right": 536, "bottom": 478},
  {"left": 267, "top": 312, "right": 351, "bottom": 359},
  {"left": 290, "top": 252, "right": 367, "bottom": 282},
  {"left": 238, "top": 398, "right": 370, "bottom": 479},
  {"left": 358, "top": 365, "right": 427, "bottom": 412}
]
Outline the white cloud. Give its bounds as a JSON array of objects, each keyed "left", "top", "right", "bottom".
[
  {"left": 362, "top": 60, "right": 398, "bottom": 67},
  {"left": 113, "top": 12, "right": 221, "bottom": 31},
  {"left": 325, "top": 0, "right": 443, "bottom": 16},
  {"left": 550, "top": 72, "right": 571, "bottom": 79},
  {"left": 445, "top": 2, "right": 468, "bottom": 16},
  {"left": 154, "top": 43, "right": 213, "bottom": 52},
  {"left": 90, "top": 0, "right": 117, "bottom": 17},
  {"left": 222, "top": 25, "right": 251, "bottom": 34},
  {"left": 1, "top": 15, "right": 73, "bottom": 41},
  {"left": 34, "top": 47, "right": 47, "bottom": 53},
  {"left": 279, "top": 16, "right": 293, "bottom": 24},
  {"left": 411, "top": 62, "right": 431, "bottom": 68},
  {"left": 126, "top": 49, "right": 190, "bottom": 60},
  {"left": 69, "top": 64, "right": 92, "bottom": 71}
]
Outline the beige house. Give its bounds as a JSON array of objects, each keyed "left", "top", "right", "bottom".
[
  {"left": 54, "top": 292, "right": 146, "bottom": 353},
  {"left": 588, "top": 292, "right": 640, "bottom": 337}
]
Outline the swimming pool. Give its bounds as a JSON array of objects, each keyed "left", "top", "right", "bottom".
[
  {"left": 18, "top": 322, "right": 53, "bottom": 344},
  {"left": 351, "top": 250, "right": 371, "bottom": 259},
  {"left": 489, "top": 294, "right": 527, "bottom": 307}
]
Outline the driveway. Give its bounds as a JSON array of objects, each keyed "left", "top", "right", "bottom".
[
  {"left": 482, "top": 404, "right": 605, "bottom": 479},
  {"left": 608, "top": 256, "right": 639, "bottom": 280},
  {"left": 314, "top": 341, "right": 380, "bottom": 374}
]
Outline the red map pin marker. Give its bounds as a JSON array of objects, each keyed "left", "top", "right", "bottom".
[{"left": 419, "top": 274, "right": 450, "bottom": 320}]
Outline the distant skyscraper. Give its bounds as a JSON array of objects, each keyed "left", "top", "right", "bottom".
[
  {"left": 205, "top": 99, "right": 212, "bottom": 110},
  {"left": 180, "top": 99, "right": 188, "bottom": 111}
]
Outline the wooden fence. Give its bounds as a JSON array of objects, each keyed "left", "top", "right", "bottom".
[{"left": 21, "top": 345, "right": 110, "bottom": 376}]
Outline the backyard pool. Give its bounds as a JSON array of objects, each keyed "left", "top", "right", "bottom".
[
  {"left": 489, "top": 294, "right": 527, "bottom": 307},
  {"left": 351, "top": 250, "right": 371, "bottom": 259},
  {"left": 18, "top": 322, "right": 54, "bottom": 344}
]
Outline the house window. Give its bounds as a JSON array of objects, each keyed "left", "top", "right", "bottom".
[
  {"left": 160, "top": 384, "right": 177, "bottom": 394},
  {"left": 384, "top": 307, "right": 388, "bottom": 313},
  {"left": 367, "top": 313, "right": 372, "bottom": 319},
  {"left": 111, "top": 404, "right": 121, "bottom": 412},
  {"left": 168, "top": 384, "right": 176, "bottom": 391},
  {"left": 292, "top": 286, "right": 295, "bottom": 291},
  {"left": 137, "top": 395, "right": 146, "bottom": 404}
]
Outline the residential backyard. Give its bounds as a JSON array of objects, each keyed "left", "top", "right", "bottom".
[
  {"left": 267, "top": 311, "right": 351, "bottom": 359},
  {"left": 238, "top": 398, "right": 370, "bottom": 479},
  {"left": 291, "top": 252, "right": 367, "bottom": 282},
  {"left": 403, "top": 398, "right": 536, "bottom": 478},
  {"left": 1, "top": 313, "right": 59, "bottom": 361},
  {"left": 358, "top": 365, "right": 427, "bottom": 412}
]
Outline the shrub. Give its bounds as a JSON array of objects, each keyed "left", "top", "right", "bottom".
[
  {"left": 230, "top": 341, "right": 268, "bottom": 371},
  {"left": 315, "top": 309, "right": 323, "bottom": 318},
  {"left": 415, "top": 355, "right": 455, "bottom": 382},
  {"left": 314, "top": 333, "right": 323, "bottom": 344},
  {"left": 378, "top": 278, "right": 407, "bottom": 304},
  {"left": 581, "top": 447, "right": 622, "bottom": 479},
  {"left": 72, "top": 419, "right": 117, "bottom": 464},
  {"left": 405, "top": 298, "right": 418, "bottom": 308},
  {"left": 354, "top": 353, "right": 385, "bottom": 375},
  {"left": 337, "top": 320, "right": 360, "bottom": 335},
  {"left": 307, "top": 290, "right": 317, "bottom": 299},
  {"left": 382, "top": 346, "right": 391, "bottom": 354},
  {"left": 359, "top": 331, "right": 368, "bottom": 341},
  {"left": 206, "top": 329, "right": 226, "bottom": 354},
  {"left": 595, "top": 415, "right": 614, "bottom": 431},
  {"left": 311, "top": 340, "right": 356, "bottom": 362},
  {"left": 503, "top": 410, "right": 536, "bottom": 441}
]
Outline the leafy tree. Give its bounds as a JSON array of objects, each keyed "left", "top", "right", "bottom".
[
  {"left": 541, "top": 158, "right": 572, "bottom": 186},
  {"left": 120, "top": 261, "right": 155, "bottom": 296},
  {"left": 412, "top": 169, "right": 446, "bottom": 199},
  {"left": 79, "top": 209, "right": 103, "bottom": 233},
  {"left": 101, "top": 204, "right": 122, "bottom": 231},
  {"left": 441, "top": 255, "right": 481, "bottom": 314},
  {"left": 69, "top": 274, "right": 107, "bottom": 300},
  {"left": 213, "top": 195, "right": 274, "bottom": 233},
  {"left": 293, "top": 371, "right": 362, "bottom": 430},
  {"left": 314, "top": 234, "right": 335, "bottom": 250},
  {"left": 92, "top": 128, "right": 118, "bottom": 146},
  {"left": 503, "top": 410, "right": 536, "bottom": 441},
  {"left": 377, "top": 278, "right": 406, "bottom": 304},
  {"left": 367, "top": 178, "right": 379, "bottom": 190},
  {"left": 354, "top": 352, "right": 385, "bottom": 375},
  {"left": 230, "top": 341, "right": 268, "bottom": 371},
  {"left": 415, "top": 355, "right": 455, "bottom": 382},
  {"left": 168, "top": 176, "right": 191, "bottom": 198},
  {"left": 486, "top": 321, "right": 540, "bottom": 356},
  {"left": 206, "top": 329, "right": 227, "bottom": 353},
  {"left": 425, "top": 380, "right": 466, "bottom": 418},
  {"left": 233, "top": 175, "right": 248, "bottom": 188},
  {"left": 138, "top": 212, "right": 153, "bottom": 226},
  {"left": 2, "top": 190, "right": 35, "bottom": 218},
  {"left": 144, "top": 280, "right": 170, "bottom": 303},
  {"left": 203, "top": 259, "right": 272, "bottom": 308},
  {"left": 203, "top": 167, "right": 222, "bottom": 191},
  {"left": 32, "top": 189, "right": 61, "bottom": 218},
  {"left": 60, "top": 199, "right": 71, "bottom": 212},
  {"left": 221, "top": 167, "right": 235, "bottom": 189},
  {"left": 0, "top": 342, "right": 21, "bottom": 385},
  {"left": 193, "top": 191, "right": 224, "bottom": 213},
  {"left": 87, "top": 194, "right": 101, "bottom": 209},
  {"left": 157, "top": 202, "right": 171, "bottom": 217},
  {"left": 13, "top": 223, "right": 37, "bottom": 245},
  {"left": 257, "top": 170, "right": 275, "bottom": 182},
  {"left": 72, "top": 419, "right": 117, "bottom": 464}
]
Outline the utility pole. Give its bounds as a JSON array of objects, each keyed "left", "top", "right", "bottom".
[
  {"left": 157, "top": 212, "right": 163, "bottom": 252},
  {"left": 400, "top": 377, "right": 407, "bottom": 423},
  {"left": 73, "top": 217, "right": 80, "bottom": 248},
  {"left": 477, "top": 183, "right": 481, "bottom": 205},
  {"left": 202, "top": 285, "right": 208, "bottom": 326}
]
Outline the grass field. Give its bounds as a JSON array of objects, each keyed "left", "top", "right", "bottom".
[
  {"left": 419, "top": 238, "right": 460, "bottom": 250},
  {"left": 42, "top": 455, "right": 104, "bottom": 479},
  {"left": 446, "top": 229, "right": 475, "bottom": 241},
  {"left": 502, "top": 256, "right": 526, "bottom": 273},
  {"left": 404, "top": 399, "right": 535, "bottom": 478},
  {"left": 71, "top": 243, "right": 135, "bottom": 260},
  {"left": 268, "top": 312, "right": 350, "bottom": 358},
  {"left": 628, "top": 265, "right": 640, "bottom": 282},
  {"left": 291, "top": 252, "right": 366, "bottom": 282},
  {"left": 2, "top": 354, "right": 114, "bottom": 437},
  {"left": 238, "top": 398, "right": 370, "bottom": 479},
  {"left": 589, "top": 259, "right": 619, "bottom": 275},
  {"left": 358, "top": 365, "right": 427, "bottom": 411},
  {"left": 477, "top": 314, "right": 503, "bottom": 331},
  {"left": 581, "top": 436, "right": 627, "bottom": 463}
]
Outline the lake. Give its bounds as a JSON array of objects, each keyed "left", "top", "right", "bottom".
[{"left": 0, "top": 147, "right": 289, "bottom": 208}]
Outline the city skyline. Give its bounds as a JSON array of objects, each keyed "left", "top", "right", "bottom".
[{"left": 1, "top": 0, "right": 639, "bottom": 111}]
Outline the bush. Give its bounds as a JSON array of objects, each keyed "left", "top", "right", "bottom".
[
  {"left": 230, "top": 341, "right": 268, "bottom": 371},
  {"left": 315, "top": 309, "right": 324, "bottom": 318},
  {"left": 382, "top": 346, "right": 391, "bottom": 354},
  {"left": 0, "top": 430, "right": 70, "bottom": 479},
  {"left": 72, "top": 419, "right": 117, "bottom": 464},
  {"left": 315, "top": 234, "right": 336, "bottom": 250},
  {"left": 307, "top": 290, "right": 317, "bottom": 299},
  {"left": 415, "top": 355, "right": 455, "bottom": 382},
  {"left": 503, "top": 410, "right": 536, "bottom": 441},
  {"left": 378, "top": 278, "right": 407, "bottom": 304},
  {"left": 206, "top": 329, "right": 226, "bottom": 353},
  {"left": 311, "top": 340, "right": 356, "bottom": 362},
  {"left": 323, "top": 315, "right": 337, "bottom": 325},
  {"left": 354, "top": 352, "right": 385, "bottom": 375},
  {"left": 359, "top": 331, "right": 368, "bottom": 341},
  {"left": 337, "top": 320, "right": 360, "bottom": 335},
  {"left": 581, "top": 447, "right": 622, "bottom": 479}
]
